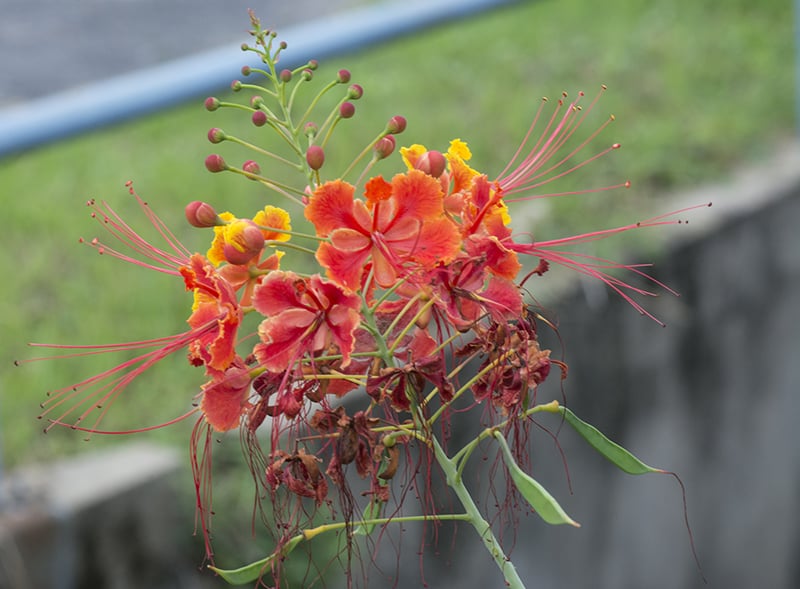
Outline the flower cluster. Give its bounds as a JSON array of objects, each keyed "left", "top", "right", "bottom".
[{"left": 23, "top": 13, "right": 705, "bottom": 589}]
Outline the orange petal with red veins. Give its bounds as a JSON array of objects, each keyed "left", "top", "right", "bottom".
[
  {"left": 391, "top": 170, "right": 445, "bottom": 221},
  {"left": 305, "top": 180, "right": 359, "bottom": 237},
  {"left": 413, "top": 217, "right": 462, "bottom": 265},
  {"left": 316, "top": 242, "right": 370, "bottom": 291}
]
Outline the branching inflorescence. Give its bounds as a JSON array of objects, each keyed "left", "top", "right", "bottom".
[{"left": 21, "top": 13, "right": 708, "bottom": 589}]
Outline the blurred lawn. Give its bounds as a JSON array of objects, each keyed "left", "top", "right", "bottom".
[{"left": 2, "top": 0, "right": 794, "bottom": 468}]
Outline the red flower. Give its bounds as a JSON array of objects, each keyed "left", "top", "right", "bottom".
[
  {"left": 252, "top": 271, "right": 361, "bottom": 371},
  {"left": 305, "top": 170, "right": 462, "bottom": 290}
]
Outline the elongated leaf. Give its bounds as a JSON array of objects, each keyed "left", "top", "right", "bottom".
[
  {"left": 209, "top": 533, "right": 304, "bottom": 585},
  {"left": 353, "top": 499, "right": 384, "bottom": 536},
  {"left": 493, "top": 431, "right": 580, "bottom": 527},
  {"left": 558, "top": 407, "right": 662, "bottom": 475}
]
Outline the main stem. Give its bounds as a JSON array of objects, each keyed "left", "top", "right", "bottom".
[{"left": 430, "top": 435, "right": 526, "bottom": 589}]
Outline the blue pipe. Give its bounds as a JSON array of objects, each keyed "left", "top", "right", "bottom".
[{"left": 0, "top": 0, "right": 520, "bottom": 159}]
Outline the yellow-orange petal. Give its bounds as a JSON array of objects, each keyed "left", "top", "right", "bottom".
[{"left": 253, "top": 205, "right": 292, "bottom": 242}]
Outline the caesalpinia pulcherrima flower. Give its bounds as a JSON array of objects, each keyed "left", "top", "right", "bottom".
[{"left": 20, "top": 13, "right": 707, "bottom": 589}]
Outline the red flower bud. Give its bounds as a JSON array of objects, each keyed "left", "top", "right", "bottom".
[
  {"left": 339, "top": 102, "right": 355, "bottom": 119},
  {"left": 204, "top": 154, "right": 227, "bottom": 173},
  {"left": 223, "top": 222, "right": 265, "bottom": 265},
  {"left": 252, "top": 110, "right": 268, "bottom": 127},
  {"left": 306, "top": 145, "right": 325, "bottom": 170},
  {"left": 386, "top": 115, "right": 407, "bottom": 134},
  {"left": 374, "top": 135, "right": 396, "bottom": 160},
  {"left": 348, "top": 84, "right": 364, "bottom": 100},
  {"left": 280, "top": 69, "right": 292, "bottom": 83},
  {"left": 204, "top": 97, "right": 220, "bottom": 111},
  {"left": 231, "top": 80, "right": 242, "bottom": 91},
  {"left": 415, "top": 150, "right": 447, "bottom": 178},
  {"left": 207, "top": 128, "right": 226, "bottom": 144},
  {"left": 241, "top": 65, "right": 252, "bottom": 76},
  {"left": 337, "top": 69, "right": 351, "bottom": 84},
  {"left": 184, "top": 201, "right": 221, "bottom": 228},
  {"left": 242, "top": 160, "right": 261, "bottom": 176}
]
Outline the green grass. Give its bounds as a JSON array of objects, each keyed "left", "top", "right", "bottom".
[{"left": 2, "top": 0, "right": 794, "bottom": 468}]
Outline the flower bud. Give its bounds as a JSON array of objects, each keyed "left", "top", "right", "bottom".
[
  {"left": 204, "top": 154, "right": 227, "bottom": 173},
  {"left": 242, "top": 160, "right": 261, "bottom": 176},
  {"left": 250, "top": 95, "right": 263, "bottom": 108},
  {"left": 306, "top": 145, "right": 325, "bottom": 170},
  {"left": 301, "top": 69, "right": 313, "bottom": 81},
  {"left": 207, "top": 128, "right": 226, "bottom": 144},
  {"left": 252, "top": 110, "right": 268, "bottom": 127},
  {"left": 374, "top": 135, "right": 396, "bottom": 160},
  {"left": 279, "top": 69, "right": 292, "bottom": 83},
  {"left": 339, "top": 102, "right": 355, "bottom": 119},
  {"left": 241, "top": 65, "right": 252, "bottom": 76},
  {"left": 307, "top": 59, "right": 318, "bottom": 70},
  {"left": 204, "top": 97, "right": 220, "bottom": 111},
  {"left": 223, "top": 222, "right": 265, "bottom": 265},
  {"left": 386, "top": 115, "right": 407, "bottom": 134},
  {"left": 185, "top": 201, "right": 221, "bottom": 228},
  {"left": 304, "top": 122, "right": 318, "bottom": 138},
  {"left": 415, "top": 150, "right": 447, "bottom": 178},
  {"left": 337, "top": 69, "right": 351, "bottom": 84},
  {"left": 231, "top": 80, "right": 242, "bottom": 91},
  {"left": 348, "top": 84, "right": 364, "bottom": 100}
]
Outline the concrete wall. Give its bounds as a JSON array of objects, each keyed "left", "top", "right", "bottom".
[{"left": 419, "top": 145, "right": 800, "bottom": 589}]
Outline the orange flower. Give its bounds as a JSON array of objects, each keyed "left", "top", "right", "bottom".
[{"left": 305, "top": 170, "right": 461, "bottom": 290}]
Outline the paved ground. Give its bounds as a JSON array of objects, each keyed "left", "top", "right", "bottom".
[{"left": 0, "top": 0, "right": 366, "bottom": 106}]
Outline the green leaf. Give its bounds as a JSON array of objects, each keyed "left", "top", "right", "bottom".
[
  {"left": 353, "top": 499, "right": 384, "bottom": 536},
  {"left": 209, "top": 533, "right": 304, "bottom": 585},
  {"left": 558, "top": 406, "right": 662, "bottom": 475},
  {"left": 493, "top": 431, "right": 580, "bottom": 527}
]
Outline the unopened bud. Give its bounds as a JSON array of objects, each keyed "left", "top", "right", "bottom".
[
  {"left": 301, "top": 69, "right": 313, "bottom": 81},
  {"left": 252, "top": 110, "right": 268, "bottom": 127},
  {"left": 306, "top": 145, "right": 325, "bottom": 170},
  {"left": 374, "top": 135, "right": 396, "bottom": 160},
  {"left": 241, "top": 65, "right": 252, "bottom": 76},
  {"left": 279, "top": 69, "right": 292, "bottom": 83},
  {"left": 348, "top": 84, "right": 363, "bottom": 100},
  {"left": 250, "top": 95, "right": 264, "bottom": 108},
  {"left": 415, "top": 150, "right": 446, "bottom": 177},
  {"left": 231, "top": 80, "right": 242, "bottom": 91},
  {"left": 204, "top": 154, "right": 227, "bottom": 173},
  {"left": 304, "top": 122, "right": 318, "bottom": 138},
  {"left": 386, "top": 115, "right": 407, "bottom": 134},
  {"left": 204, "top": 97, "right": 220, "bottom": 111},
  {"left": 242, "top": 160, "right": 261, "bottom": 176},
  {"left": 339, "top": 102, "right": 355, "bottom": 119},
  {"left": 337, "top": 69, "right": 351, "bottom": 84},
  {"left": 307, "top": 59, "right": 318, "bottom": 70},
  {"left": 207, "top": 128, "right": 226, "bottom": 144},
  {"left": 223, "top": 222, "right": 265, "bottom": 265},
  {"left": 185, "top": 201, "right": 221, "bottom": 228}
]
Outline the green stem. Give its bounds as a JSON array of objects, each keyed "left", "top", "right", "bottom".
[{"left": 430, "top": 435, "right": 526, "bottom": 589}]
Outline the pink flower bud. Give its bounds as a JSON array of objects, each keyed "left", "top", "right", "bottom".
[
  {"left": 242, "top": 160, "right": 261, "bottom": 176},
  {"left": 250, "top": 95, "right": 263, "bottom": 108},
  {"left": 207, "top": 128, "right": 226, "bottom": 144},
  {"left": 204, "top": 154, "right": 227, "bottom": 173},
  {"left": 301, "top": 69, "right": 313, "bottom": 81},
  {"left": 280, "top": 69, "right": 292, "bottom": 83},
  {"left": 415, "top": 150, "right": 447, "bottom": 178},
  {"left": 386, "top": 115, "right": 407, "bottom": 134},
  {"left": 307, "top": 59, "right": 318, "bottom": 70},
  {"left": 339, "top": 102, "right": 355, "bottom": 119},
  {"left": 231, "top": 80, "right": 242, "bottom": 91},
  {"left": 241, "top": 65, "right": 252, "bottom": 76},
  {"left": 185, "top": 201, "right": 220, "bottom": 228},
  {"left": 337, "top": 69, "right": 351, "bottom": 84},
  {"left": 304, "top": 122, "right": 318, "bottom": 138},
  {"left": 223, "top": 221, "right": 265, "bottom": 265},
  {"left": 374, "top": 135, "right": 396, "bottom": 160},
  {"left": 306, "top": 145, "right": 325, "bottom": 170},
  {"left": 348, "top": 84, "right": 363, "bottom": 100},
  {"left": 252, "top": 110, "right": 268, "bottom": 127},
  {"left": 204, "top": 97, "right": 220, "bottom": 111}
]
